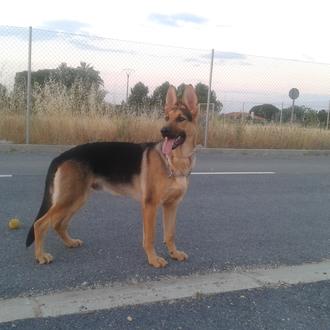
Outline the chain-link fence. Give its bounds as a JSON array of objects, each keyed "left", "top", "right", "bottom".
[{"left": 0, "top": 25, "right": 330, "bottom": 145}]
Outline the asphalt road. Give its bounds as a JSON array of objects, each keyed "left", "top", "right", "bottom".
[
  {"left": 0, "top": 147, "right": 330, "bottom": 328},
  {"left": 2, "top": 282, "right": 329, "bottom": 330}
]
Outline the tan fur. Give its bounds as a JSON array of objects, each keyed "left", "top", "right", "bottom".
[{"left": 33, "top": 85, "right": 198, "bottom": 268}]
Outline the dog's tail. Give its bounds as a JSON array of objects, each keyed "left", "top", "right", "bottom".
[{"left": 25, "top": 159, "right": 59, "bottom": 247}]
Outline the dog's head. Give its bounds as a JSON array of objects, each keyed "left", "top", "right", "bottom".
[{"left": 161, "top": 85, "right": 198, "bottom": 155}]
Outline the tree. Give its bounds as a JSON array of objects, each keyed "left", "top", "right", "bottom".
[
  {"left": 68, "top": 62, "right": 105, "bottom": 112},
  {"left": 281, "top": 105, "right": 305, "bottom": 123},
  {"left": 0, "top": 83, "right": 9, "bottom": 111},
  {"left": 14, "top": 62, "right": 104, "bottom": 92},
  {"left": 194, "top": 82, "right": 209, "bottom": 104},
  {"left": 317, "top": 110, "right": 327, "bottom": 127},
  {"left": 194, "top": 83, "right": 222, "bottom": 113},
  {"left": 249, "top": 104, "right": 280, "bottom": 121},
  {"left": 177, "top": 82, "right": 223, "bottom": 113},
  {"left": 0, "top": 83, "right": 7, "bottom": 98},
  {"left": 303, "top": 108, "right": 319, "bottom": 127},
  {"left": 177, "top": 83, "right": 186, "bottom": 100},
  {"left": 128, "top": 82, "right": 149, "bottom": 112},
  {"left": 13, "top": 62, "right": 106, "bottom": 113},
  {"left": 74, "top": 62, "right": 104, "bottom": 90},
  {"left": 55, "top": 63, "right": 77, "bottom": 89},
  {"left": 150, "top": 81, "right": 170, "bottom": 107},
  {"left": 294, "top": 106, "right": 307, "bottom": 122}
]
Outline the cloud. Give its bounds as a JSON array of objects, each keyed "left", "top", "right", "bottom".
[
  {"left": 149, "top": 13, "right": 207, "bottom": 27},
  {"left": 39, "top": 20, "right": 137, "bottom": 54},
  {"left": 213, "top": 51, "right": 251, "bottom": 65},
  {"left": 68, "top": 37, "right": 136, "bottom": 55},
  {"left": 25, "top": 20, "right": 91, "bottom": 41},
  {"left": 213, "top": 51, "right": 246, "bottom": 60},
  {"left": 0, "top": 25, "right": 30, "bottom": 41},
  {"left": 0, "top": 24, "right": 135, "bottom": 54},
  {"left": 185, "top": 51, "right": 250, "bottom": 66},
  {"left": 41, "top": 20, "right": 90, "bottom": 33},
  {"left": 0, "top": 25, "right": 59, "bottom": 41},
  {"left": 0, "top": 21, "right": 89, "bottom": 42}
]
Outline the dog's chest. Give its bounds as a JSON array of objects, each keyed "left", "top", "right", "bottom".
[{"left": 163, "top": 177, "right": 188, "bottom": 203}]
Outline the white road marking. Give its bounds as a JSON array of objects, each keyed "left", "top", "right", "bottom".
[
  {"left": 0, "top": 174, "right": 12, "bottom": 178},
  {"left": 191, "top": 172, "right": 276, "bottom": 175},
  {"left": 0, "top": 260, "right": 329, "bottom": 323}
]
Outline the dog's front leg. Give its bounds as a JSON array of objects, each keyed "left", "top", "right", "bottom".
[
  {"left": 162, "top": 202, "right": 188, "bottom": 261},
  {"left": 142, "top": 203, "right": 168, "bottom": 268}
]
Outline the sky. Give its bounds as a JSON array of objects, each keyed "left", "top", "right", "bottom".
[
  {"left": 1, "top": 0, "right": 329, "bottom": 62},
  {"left": 0, "top": 0, "right": 329, "bottom": 110}
]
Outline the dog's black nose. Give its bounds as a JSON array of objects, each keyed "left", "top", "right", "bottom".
[{"left": 161, "top": 127, "right": 170, "bottom": 136}]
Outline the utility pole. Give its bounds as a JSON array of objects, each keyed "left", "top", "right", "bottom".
[
  {"left": 204, "top": 49, "right": 214, "bottom": 147},
  {"left": 123, "top": 68, "right": 134, "bottom": 103}
]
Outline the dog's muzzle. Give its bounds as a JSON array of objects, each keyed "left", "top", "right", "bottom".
[{"left": 161, "top": 127, "right": 186, "bottom": 155}]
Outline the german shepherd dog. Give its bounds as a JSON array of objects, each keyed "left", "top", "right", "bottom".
[{"left": 26, "top": 85, "right": 198, "bottom": 268}]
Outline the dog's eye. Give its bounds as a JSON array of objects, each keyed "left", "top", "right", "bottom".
[
  {"left": 165, "top": 115, "right": 169, "bottom": 121},
  {"left": 176, "top": 116, "right": 186, "bottom": 122}
]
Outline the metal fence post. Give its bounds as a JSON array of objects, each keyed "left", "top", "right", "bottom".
[
  {"left": 241, "top": 102, "right": 245, "bottom": 123},
  {"left": 204, "top": 49, "right": 214, "bottom": 147},
  {"left": 327, "top": 100, "right": 330, "bottom": 130},
  {"left": 25, "top": 26, "right": 32, "bottom": 144}
]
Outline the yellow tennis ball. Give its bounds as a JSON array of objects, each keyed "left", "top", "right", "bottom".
[{"left": 8, "top": 218, "right": 21, "bottom": 230}]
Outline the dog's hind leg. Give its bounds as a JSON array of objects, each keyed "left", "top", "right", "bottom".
[
  {"left": 35, "top": 201, "right": 87, "bottom": 264},
  {"left": 34, "top": 161, "right": 91, "bottom": 264},
  {"left": 34, "top": 204, "right": 75, "bottom": 264},
  {"left": 162, "top": 201, "right": 188, "bottom": 261},
  {"left": 53, "top": 196, "right": 88, "bottom": 248},
  {"left": 52, "top": 161, "right": 91, "bottom": 246},
  {"left": 33, "top": 210, "right": 53, "bottom": 264}
]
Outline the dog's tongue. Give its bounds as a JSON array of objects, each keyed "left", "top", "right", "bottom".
[{"left": 162, "top": 137, "right": 175, "bottom": 155}]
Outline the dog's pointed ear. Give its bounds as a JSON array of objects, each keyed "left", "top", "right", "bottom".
[
  {"left": 165, "top": 85, "right": 177, "bottom": 114},
  {"left": 182, "top": 85, "right": 198, "bottom": 119}
]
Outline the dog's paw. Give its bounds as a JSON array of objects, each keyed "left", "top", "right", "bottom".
[
  {"left": 65, "top": 239, "right": 83, "bottom": 248},
  {"left": 170, "top": 250, "right": 188, "bottom": 261},
  {"left": 36, "top": 253, "right": 53, "bottom": 264},
  {"left": 148, "top": 255, "right": 168, "bottom": 268}
]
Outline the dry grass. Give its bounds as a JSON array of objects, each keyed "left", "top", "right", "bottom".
[
  {"left": 0, "top": 112, "right": 163, "bottom": 145},
  {"left": 0, "top": 80, "right": 165, "bottom": 144},
  {"left": 206, "top": 120, "right": 330, "bottom": 149},
  {"left": 2, "top": 80, "right": 330, "bottom": 149},
  {"left": 2, "top": 112, "right": 330, "bottom": 149}
]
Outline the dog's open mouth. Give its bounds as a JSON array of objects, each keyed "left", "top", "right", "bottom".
[{"left": 162, "top": 135, "right": 185, "bottom": 155}]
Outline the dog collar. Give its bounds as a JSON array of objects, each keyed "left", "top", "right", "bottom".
[
  {"left": 160, "top": 143, "right": 196, "bottom": 178},
  {"left": 165, "top": 154, "right": 194, "bottom": 178}
]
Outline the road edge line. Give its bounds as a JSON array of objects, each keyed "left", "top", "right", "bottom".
[{"left": 0, "top": 260, "right": 329, "bottom": 323}]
